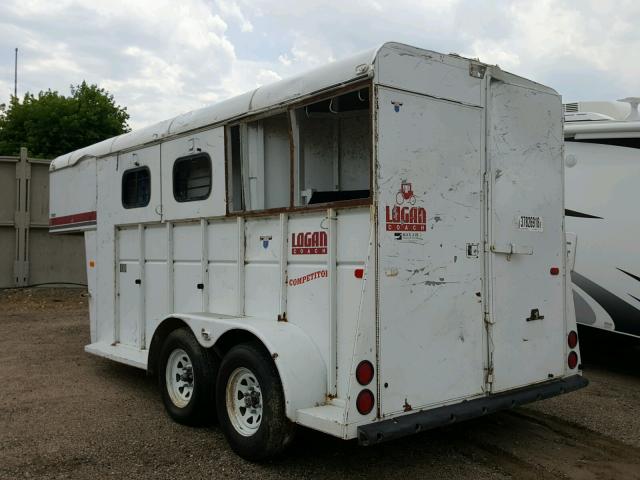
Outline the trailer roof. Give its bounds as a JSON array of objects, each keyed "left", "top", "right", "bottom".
[
  {"left": 51, "top": 45, "right": 380, "bottom": 170},
  {"left": 51, "top": 41, "right": 556, "bottom": 171}
]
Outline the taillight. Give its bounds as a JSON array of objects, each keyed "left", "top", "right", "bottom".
[
  {"left": 356, "top": 360, "right": 374, "bottom": 385},
  {"left": 356, "top": 389, "right": 375, "bottom": 415},
  {"left": 568, "top": 351, "right": 578, "bottom": 369},
  {"left": 550, "top": 266, "right": 560, "bottom": 276},
  {"left": 568, "top": 330, "right": 578, "bottom": 349}
]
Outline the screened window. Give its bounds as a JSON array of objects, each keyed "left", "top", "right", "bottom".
[
  {"left": 122, "top": 167, "right": 151, "bottom": 209},
  {"left": 173, "top": 153, "right": 212, "bottom": 202}
]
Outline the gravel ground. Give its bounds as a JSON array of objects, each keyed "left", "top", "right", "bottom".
[{"left": 1, "top": 288, "right": 640, "bottom": 479}]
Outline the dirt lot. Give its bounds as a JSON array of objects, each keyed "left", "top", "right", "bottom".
[{"left": 1, "top": 288, "right": 640, "bottom": 479}]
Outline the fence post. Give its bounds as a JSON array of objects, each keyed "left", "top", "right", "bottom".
[{"left": 14, "top": 147, "right": 31, "bottom": 286}]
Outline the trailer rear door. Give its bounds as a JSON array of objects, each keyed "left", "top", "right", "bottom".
[
  {"left": 487, "top": 80, "right": 566, "bottom": 392},
  {"left": 376, "top": 87, "right": 486, "bottom": 416}
]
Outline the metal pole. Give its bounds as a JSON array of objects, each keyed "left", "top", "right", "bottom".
[{"left": 14, "top": 48, "right": 18, "bottom": 98}]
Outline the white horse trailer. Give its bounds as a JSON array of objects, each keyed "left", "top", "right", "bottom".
[
  {"left": 49, "top": 42, "right": 586, "bottom": 459},
  {"left": 564, "top": 98, "right": 640, "bottom": 338}
]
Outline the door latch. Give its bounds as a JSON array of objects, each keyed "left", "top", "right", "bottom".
[
  {"left": 466, "top": 243, "right": 479, "bottom": 258},
  {"left": 196, "top": 283, "right": 204, "bottom": 290},
  {"left": 135, "top": 279, "right": 141, "bottom": 285},
  {"left": 526, "top": 309, "right": 544, "bottom": 322},
  {"left": 491, "top": 243, "right": 533, "bottom": 261}
]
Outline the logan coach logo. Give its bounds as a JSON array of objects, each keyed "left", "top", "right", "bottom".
[
  {"left": 291, "top": 231, "right": 328, "bottom": 255},
  {"left": 385, "top": 206, "right": 427, "bottom": 231}
]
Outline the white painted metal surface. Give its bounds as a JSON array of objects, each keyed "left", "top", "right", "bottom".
[
  {"left": 487, "top": 82, "right": 566, "bottom": 392},
  {"left": 50, "top": 42, "right": 582, "bottom": 442},
  {"left": 376, "top": 87, "right": 486, "bottom": 415}
]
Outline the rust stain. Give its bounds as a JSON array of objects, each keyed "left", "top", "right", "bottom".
[{"left": 403, "top": 399, "right": 413, "bottom": 412}]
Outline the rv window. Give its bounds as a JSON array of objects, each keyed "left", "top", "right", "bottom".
[
  {"left": 293, "top": 87, "right": 371, "bottom": 206},
  {"left": 227, "top": 113, "right": 291, "bottom": 211},
  {"left": 173, "top": 153, "right": 212, "bottom": 202},
  {"left": 122, "top": 166, "right": 151, "bottom": 209}
]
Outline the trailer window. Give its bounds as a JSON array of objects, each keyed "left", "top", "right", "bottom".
[
  {"left": 173, "top": 153, "right": 212, "bottom": 202},
  {"left": 122, "top": 167, "right": 151, "bottom": 209},
  {"left": 227, "top": 125, "right": 244, "bottom": 211},
  {"left": 227, "top": 113, "right": 291, "bottom": 211},
  {"left": 293, "top": 87, "right": 371, "bottom": 206}
]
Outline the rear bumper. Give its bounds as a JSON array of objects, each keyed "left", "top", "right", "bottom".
[{"left": 358, "top": 374, "right": 588, "bottom": 446}]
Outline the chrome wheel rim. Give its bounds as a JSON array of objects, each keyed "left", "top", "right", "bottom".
[
  {"left": 226, "top": 367, "right": 263, "bottom": 436},
  {"left": 165, "top": 348, "right": 194, "bottom": 408}
]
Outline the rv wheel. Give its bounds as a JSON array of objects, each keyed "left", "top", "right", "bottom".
[
  {"left": 158, "top": 328, "right": 218, "bottom": 426},
  {"left": 216, "top": 342, "right": 295, "bottom": 461}
]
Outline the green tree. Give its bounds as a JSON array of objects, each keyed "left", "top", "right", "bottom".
[{"left": 0, "top": 81, "right": 130, "bottom": 158}]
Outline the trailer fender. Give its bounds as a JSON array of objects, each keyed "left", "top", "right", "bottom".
[{"left": 154, "top": 313, "right": 327, "bottom": 421}]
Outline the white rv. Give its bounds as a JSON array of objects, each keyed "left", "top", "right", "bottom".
[
  {"left": 564, "top": 98, "right": 640, "bottom": 338},
  {"left": 49, "top": 42, "right": 586, "bottom": 460}
]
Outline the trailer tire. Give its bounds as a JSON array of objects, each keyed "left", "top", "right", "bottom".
[
  {"left": 216, "top": 342, "right": 295, "bottom": 461},
  {"left": 158, "top": 328, "right": 218, "bottom": 426}
]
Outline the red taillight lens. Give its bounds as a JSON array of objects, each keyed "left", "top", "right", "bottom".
[
  {"left": 356, "top": 360, "right": 374, "bottom": 385},
  {"left": 568, "top": 330, "right": 578, "bottom": 349},
  {"left": 354, "top": 268, "right": 364, "bottom": 279},
  {"left": 550, "top": 266, "right": 560, "bottom": 276},
  {"left": 568, "top": 351, "right": 579, "bottom": 369},
  {"left": 356, "top": 389, "right": 375, "bottom": 415}
]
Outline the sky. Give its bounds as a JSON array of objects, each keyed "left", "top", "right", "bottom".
[{"left": 0, "top": 0, "right": 638, "bottom": 129}]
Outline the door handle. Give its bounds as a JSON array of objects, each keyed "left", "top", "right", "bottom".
[
  {"left": 196, "top": 283, "right": 204, "bottom": 290},
  {"left": 490, "top": 243, "right": 533, "bottom": 261},
  {"left": 135, "top": 279, "right": 141, "bottom": 285}
]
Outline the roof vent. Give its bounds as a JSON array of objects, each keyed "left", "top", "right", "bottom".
[
  {"left": 564, "top": 102, "right": 579, "bottom": 113},
  {"left": 618, "top": 97, "right": 640, "bottom": 121}
]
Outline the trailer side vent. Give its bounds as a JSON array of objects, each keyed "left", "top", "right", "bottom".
[{"left": 563, "top": 103, "right": 579, "bottom": 113}]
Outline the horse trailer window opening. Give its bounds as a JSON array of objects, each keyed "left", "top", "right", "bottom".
[
  {"left": 121, "top": 166, "right": 151, "bottom": 209},
  {"left": 173, "top": 153, "right": 212, "bottom": 202},
  {"left": 49, "top": 42, "right": 586, "bottom": 461}
]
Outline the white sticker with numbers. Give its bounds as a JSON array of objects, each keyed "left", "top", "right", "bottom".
[{"left": 518, "top": 215, "right": 543, "bottom": 232}]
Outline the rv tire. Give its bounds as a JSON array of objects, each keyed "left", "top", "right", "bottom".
[
  {"left": 158, "top": 327, "right": 218, "bottom": 426},
  {"left": 216, "top": 342, "right": 295, "bottom": 461}
]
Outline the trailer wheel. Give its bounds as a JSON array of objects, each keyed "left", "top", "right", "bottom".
[
  {"left": 158, "top": 328, "right": 218, "bottom": 426},
  {"left": 216, "top": 342, "right": 295, "bottom": 460}
]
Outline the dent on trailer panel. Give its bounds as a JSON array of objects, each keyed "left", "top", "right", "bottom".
[{"left": 375, "top": 43, "right": 483, "bottom": 107}]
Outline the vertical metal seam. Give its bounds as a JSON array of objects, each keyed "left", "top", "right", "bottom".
[
  {"left": 278, "top": 213, "right": 288, "bottom": 316},
  {"left": 237, "top": 216, "right": 245, "bottom": 316},
  {"left": 138, "top": 224, "right": 146, "bottom": 349},
  {"left": 166, "top": 222, "right": 174, "bottom": 314},
  {"left": 327, "top": 207, "right": 338, "bottom": 395},
  {"left": 201, "top": 218, "right": 209, "bottom": 312}
]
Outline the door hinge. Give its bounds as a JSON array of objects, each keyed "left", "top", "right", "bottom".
[
  {"left": 485, "top": 367, "right": 494, "bottom": 386},
  {"left": 484, "top": 312, "right": 494, "bottom": 325}
]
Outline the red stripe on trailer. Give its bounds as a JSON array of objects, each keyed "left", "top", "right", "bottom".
[{"left": 49, "top": 210, "right": 97, "bottom": 227}]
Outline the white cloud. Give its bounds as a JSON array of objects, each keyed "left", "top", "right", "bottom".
[{"left": 0, "top": 0, "right": 638, "bottom": 131}]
